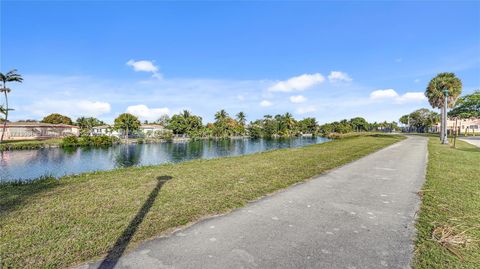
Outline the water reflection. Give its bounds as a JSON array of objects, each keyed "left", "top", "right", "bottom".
[
  {"left": 114, "top": 145, "right": 142, "bottom": 167},
  {"left": 0, "top": 137, "right": 329, "bottom": 182}
]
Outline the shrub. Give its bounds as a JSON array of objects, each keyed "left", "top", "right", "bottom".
[
  {"left": 62, "top": 135, "right": 118, "bottom": 147},
  {"left": 61, "top": 135, "right": 79, "bottom": 147},
  {"left": 153, "top": 130, "right": 174, "bottom": 141}
]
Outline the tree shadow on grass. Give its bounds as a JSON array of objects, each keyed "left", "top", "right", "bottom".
[{"left": 98, "top": 175, "right": 172, "bottom": 269}]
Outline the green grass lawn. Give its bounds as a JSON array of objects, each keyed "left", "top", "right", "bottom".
[
  {"left": 414, "top": 138, "right": 480, "bottom": 268},
  {"left": 0, "top": 134, "right": 403, "bottom": 268}
]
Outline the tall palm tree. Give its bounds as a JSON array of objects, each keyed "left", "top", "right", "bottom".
[
  {"left": 236, "top": 111, "right": 246, "bottom": 125},
  {"left": 425, "top": 73, "right": 462, "bottom": 109},
  {"left": 214, "top": 109, "right": 228, "bottom": 121},
  {"left": 0, "top": 105, "right": 6, "bottom": 117},
  {"left": 0, "top": 69, "right": 23, "bottom": 143},
  {"left": 425, "top": 73, "right": 462, "bottom": 140}
]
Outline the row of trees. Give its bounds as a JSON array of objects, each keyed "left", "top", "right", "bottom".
[
  {"left": 247, "top": 114, "right": 317, "bottom": 138},
  {"left": 318, "top": 118, "right": 399, "bottom": 134},
  {"left": 400, "top": 90, "right": 479, "bottom": 134}
]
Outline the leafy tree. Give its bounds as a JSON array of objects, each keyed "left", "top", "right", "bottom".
[
  {"left": 0, "top": 69, "right": 23, "bottom": 143},
  {"left": 406, "top": 108, "right": 440, "bottom": 133},
  {"left": 213, "top": 109, "right": 242, "bottom": 137},
  {"left": 76, "top": 117, "right": 105, "bottom": 136},
  {"left": 349, "top": 117, "right": 369, "bottom": 132},
  {"left": 214, "top": 109, "right": 228, "bottom": 121},
  {"left": 262, "top": 115, "right": 278, "bottom": 138},
  {"left": 282, "top": 113, "right": 297, "bottom": 135},
  {"left": 236, "top": 112, "right": 246, "bottom": 125},
  {"left": 448, "top": 90, "right": 480, "bottom": 119},
  {"left": 41, "top": 113, "right": 73, "bottom": 125},
  {"left": 114, "top": 113, "right": 141, "bottom": 142},
  {"left": 297, "top": 117, "right": 317, "bottom": 134},
  {"left": 235, "top": 112, "right": 247, "bottom": 135},
  {"left": 399, "top": 115, "right": 409, "bottom": 125},
  {"left": 166, "top": 111, "right": 203, "bottom": 136},
  {"left": 247, "top": 121, "right": 264, "bottom": 138}
]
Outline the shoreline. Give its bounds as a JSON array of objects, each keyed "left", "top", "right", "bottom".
[{"left": 0, "top": 134, "right": 322, "bottom": 151}]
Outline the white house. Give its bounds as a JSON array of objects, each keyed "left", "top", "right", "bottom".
[{"left": 91, "top": 124, "right": 166, "bottom": 137}]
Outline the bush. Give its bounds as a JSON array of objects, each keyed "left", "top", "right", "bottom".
[
  {"left": 61, "top": 136, "right": 79, "bottom": 147},
  {"left": 153, "top": 130, "right": 174, "bottom": 141},
  {"left": 62, "top": 135, "right": 118, "bottom": 147}
]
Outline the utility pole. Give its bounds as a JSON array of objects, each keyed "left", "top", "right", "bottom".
[{"left": 442, "top": 87, "right": 449, "bottom": 144}]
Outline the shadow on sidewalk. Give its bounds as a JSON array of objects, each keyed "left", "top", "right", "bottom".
[{"left": 98, "top": 175, "right": 172, "bottom": 269}]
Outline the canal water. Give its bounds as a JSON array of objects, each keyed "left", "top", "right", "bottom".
[{"left": 0, "top": 137, "right": 330, "bottom": 182}]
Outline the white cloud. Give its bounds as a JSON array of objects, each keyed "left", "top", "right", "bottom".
[
  {"left": 289, "top": 95, "right": 307, "bottom": 103},
  {"left": 268, "top": 73, "right": 325, "bottom": 92},
  {"left": 396, "top": 92, "right": 427, "bottom": 103},
  {"left": 296, "top": 105, "right": 316, "bottom": 115},
  {"left": 236, "top": 94, "right": 245, "bottom": 101},
  {"left": 369, "top": 89, "right": 426, "bottom": 103},
  {"left": 370, "top": 89, "right": 399, "bottom": 99},
  {"left": 414, "top": 79, "right": 420, "bottom": 83},
  {"left": 126, "top": 104, "right": 170, "bottom": 121},
  {"left": 328, "top": 71, "right": 352, "bottom": 83},
  {"left": 260, "top": 100, "right": 273, "bottom": 107},
  {"left": 29, "top": 99, "right": 111, "bottom": 118},
  {"left": 126, "top": 59, "right": 162, "bottom": 79}
]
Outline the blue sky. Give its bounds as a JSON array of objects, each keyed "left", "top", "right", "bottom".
[{"left": 1, "top": 1, "right": 479, "bottom": 124}]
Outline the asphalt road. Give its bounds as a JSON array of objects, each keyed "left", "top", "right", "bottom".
[
  {"left": 79, "top": 136, "right": 428, "bottom": 269},
  {"left": 460, "top": 136, "right": 480, "bottom": 147}
]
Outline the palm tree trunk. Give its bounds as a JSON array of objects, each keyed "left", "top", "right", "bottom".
[
  {"left": 439, "top": 109, "right": 444, "bottom": 141},
  {"left": 1, "top": 90, "right": 8, "bottom": 143}
]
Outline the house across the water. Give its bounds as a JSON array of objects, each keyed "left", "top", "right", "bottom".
[
  {"left": 0, "top": 122, "right": 80, "bottom": 141},
  {"left": 91, "top": 124, "right": 166, "bottom": 137}
]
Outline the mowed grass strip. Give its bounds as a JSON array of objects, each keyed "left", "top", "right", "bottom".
[
  {"left": 414, "top": 138, "right": 480, "bottom": 268},
  {"left": 0, "top": 134, "right": 403, "bottom": 268}
]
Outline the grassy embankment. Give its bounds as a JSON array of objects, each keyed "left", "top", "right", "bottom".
[
  {"left": 414, "top": 138, "right": 480, "bottom": 268},
  {"left": 0, "top": 138, "right": 62, "bottom": 151},
  {"left": 0, "top": 134, "right": 403, "bottom": 268}
]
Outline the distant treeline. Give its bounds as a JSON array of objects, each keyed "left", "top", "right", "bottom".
[{"left": 26, "top": 110, "right": 399, "bottom": 140}]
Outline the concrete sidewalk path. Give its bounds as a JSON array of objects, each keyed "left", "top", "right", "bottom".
[
  {"left": 460, "top": 136, "right": 480, "bottom": 147},
  {"left": 80, "top": 136, "right": 428, "bottom": 269}
]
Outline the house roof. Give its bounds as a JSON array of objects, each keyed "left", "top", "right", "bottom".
[
  {"left": 93, "top": 125, "right": 112, "bottom": 129},
  {"left": 140, "top": 124, "right": 164, "bottom": 128},
  {"left": 5, "top": 122, "right": 78, "bottom": 128},
  {"left": 92, "top": 124, "right": 164, "bottom": 129}
]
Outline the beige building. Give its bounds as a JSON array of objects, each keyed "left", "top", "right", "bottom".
[
  {"left": 0, "top": 122, "right": 80, "bottom": 141},
  {"left": 434, "top": 118, "right": 480, "bottom": 134}
]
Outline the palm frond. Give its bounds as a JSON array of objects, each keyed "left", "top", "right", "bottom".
[{"left": 0, "top": 69, "right": 23, "bottom": 84}]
